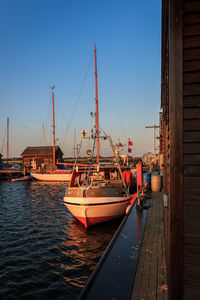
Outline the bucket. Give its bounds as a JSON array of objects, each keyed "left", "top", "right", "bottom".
[
  {"left": 143, "top": 172, "right": 151, "bottom": 189},
  {"left": 151, "top": 174, "right": 161, "bottom": 192}
]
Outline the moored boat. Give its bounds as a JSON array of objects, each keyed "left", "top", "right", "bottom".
[
  {"left": 30, "top": 86, "right": 72, "bottom": 182},
  {"left": 63, "top": 46, "right": 135, "bottom": 228},
  {"left": 63, "top": 164, "right": 135, "bottom": 228},
  {"left": 31, "top": 170, "right": 71, "bottom": 182}
]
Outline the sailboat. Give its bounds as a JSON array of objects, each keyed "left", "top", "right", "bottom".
[
  {"left": 63, "top": 46, "right": 135, "bottom": 228},
  {"left": 31, "top": 87, "right": 72, "bottom": 182}
]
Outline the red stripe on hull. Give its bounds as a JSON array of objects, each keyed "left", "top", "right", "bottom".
[{"left": 75, "top": 214, "right": 123, "bottom": 228}]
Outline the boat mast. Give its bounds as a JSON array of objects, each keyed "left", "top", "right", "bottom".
[
  {"left": 73, "top": 128, "right": 76, "bottom": 159},
  {"left": 51, "top": 86, "right": 56, "bottom": 170},
  {"left": 7, "top": 117, "right": 9, "bottom": 163},
  {"left": 41, "top": 123, "right": 44, "bottom": 146},
  {"left": 94, "top": 45, "right": 100, "bottom": 163}
]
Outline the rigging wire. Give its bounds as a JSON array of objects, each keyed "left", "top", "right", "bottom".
[
  {"left": 60, "top": 52, "right": 94, "bottom": 150},
  {"left": 97, "top": 54, "right": 129, "bottom": 141},
  {"left": 0, "top": 126, "right": 7, "bottom": 155}
]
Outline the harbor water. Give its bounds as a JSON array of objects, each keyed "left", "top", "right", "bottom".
[{"left": 0, "top": 181, "right": 121, "bottom": 299}]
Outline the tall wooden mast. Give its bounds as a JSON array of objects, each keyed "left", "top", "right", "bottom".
[
  {"left": 7, "top": 117, "right": 9, "bottom": 162},
  {"left": 94, "top": 45, "right": 100, "bottom": 163},
  {"left": 51, "top": 86, "right": 56, "bottom": 170}
]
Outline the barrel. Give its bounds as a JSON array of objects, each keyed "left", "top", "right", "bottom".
[
  {"left": 143, "top": 172, "right": 151, "bottom": 189},
  {"left": 151, "top": 174, "right": 162, "bottom": 192}
]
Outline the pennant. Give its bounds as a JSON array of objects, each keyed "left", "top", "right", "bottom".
[{"left": 128, "top": 140, "right": 133, "bottom": 146}]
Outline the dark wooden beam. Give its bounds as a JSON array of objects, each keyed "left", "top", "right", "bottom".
[{"left": 168, "top": 0, "right": 184, "bottom": 298}]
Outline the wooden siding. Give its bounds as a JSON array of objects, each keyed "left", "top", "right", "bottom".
[
  {"left": 21, "top": 146, "right": 63, "bottom": 170},
  {"left": 168, "top": 1, "right": 184, "bottom": 299},
  {"left": 183, "top": 1, "right": 200, "bottom": 297},
  {"left": 162, "top": 0, "right": 200, "bottom": 298},
  {"left": 22, "top": 155, "right": 59, "bottom": 170}
]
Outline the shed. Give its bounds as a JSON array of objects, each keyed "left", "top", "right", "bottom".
[
  {"left": 161, "top": 0, "right": 200, "bottom": 299},
  {"left": 21, "top": 146, "right": 63, "bottom": 170}
]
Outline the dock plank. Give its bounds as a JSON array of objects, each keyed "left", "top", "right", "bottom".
[{"left": 131, "top": 192, "right": 168, "bottom": 300}]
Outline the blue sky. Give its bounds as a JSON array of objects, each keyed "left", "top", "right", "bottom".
[{"left": 0, "top": 0, "right": 161, "bottom": 158}]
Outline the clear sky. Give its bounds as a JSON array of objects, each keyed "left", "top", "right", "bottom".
[{"left": 0, "top": 0, "right": 161, "bottom": 158}]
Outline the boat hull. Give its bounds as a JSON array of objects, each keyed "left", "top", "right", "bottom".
[
  {"left": 31, "top": 172, "right": 71, "bottom": 182},
  {"left": 11, "top": 176, "right": 32, "bottom": 182},
  {"left": 63, "top": 196, "right": 132, "bottom": 228}
]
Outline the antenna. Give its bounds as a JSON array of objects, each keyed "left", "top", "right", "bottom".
[{"left": 145, "top": 124, "right": 160, "bottom": 154}]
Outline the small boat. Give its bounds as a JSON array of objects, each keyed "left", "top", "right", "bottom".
[
  {"left": 31, "top": 86, "right": 72, "bottom": 182},
  {"left": 63, "top": 163, "right": 136, "bottom": 228},
  {"left": 63, "top": 46, "right": 135, "bottom": 228},
  {"left": 11, "top": 175, "right": 32, "bottom": 182},
  {"left": 31, "top": 170, "right": 71, "bottom": 182}
]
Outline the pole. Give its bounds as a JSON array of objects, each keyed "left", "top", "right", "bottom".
[
  {"left": 51, "top": 87, "right": 56, "bottom": 170},
  {"left": 7, "top": 117, "right": 9, "bottom": 162},
  {"left": 73, "top": 128, "right": 76, "bottom": 159},
  {"left": 40, "top": 123, "right": 44, "bottom": 146},
  {"left": 94, "top": 45, "right": 100, "bottom": 163},
  {"left": 42, "top": 123, "right": 44, "bottom": 146},
  {"left": 145, "top": 125, "right": 160, "bottom": 154}
]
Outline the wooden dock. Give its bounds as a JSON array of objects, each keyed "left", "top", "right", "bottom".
[
  {"left": 78, "top": 192, "right": 168, "bottom": 299},
  {"left": 131, "top": 192, "right": 168, "bottom": 300},
  {"left": 0, "top": 169, "right": 24, "bottom": 180}
]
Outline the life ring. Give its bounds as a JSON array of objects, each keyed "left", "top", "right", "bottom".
[{"left": 86, "top": 149, "right": 93, "bottom": 157}]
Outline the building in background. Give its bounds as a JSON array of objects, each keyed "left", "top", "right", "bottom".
[{"left": 21, "top": 146, "right": 63, "bottom": 171}]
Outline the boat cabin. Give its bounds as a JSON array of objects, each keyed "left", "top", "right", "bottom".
[
  {"left": 21, "top": 146, "right": 63, "bottom": 171},
  {"left": 66, "top": 164, "right": 135, "bottom": 197}
]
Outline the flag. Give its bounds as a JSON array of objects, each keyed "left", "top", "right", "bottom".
[
  {"left": 128, "top": 148, "right": 132, "bottom": 153},
  {"left": 128, "top": 140, "right": 133, "bottom": 146}
]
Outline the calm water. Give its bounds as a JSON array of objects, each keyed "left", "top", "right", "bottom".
[{"left": 0, "top": 181, "right": 120, "bottom": 299}]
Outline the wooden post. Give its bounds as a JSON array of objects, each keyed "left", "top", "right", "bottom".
[{"left": 168, "top": 0, "right": 183, "bottom": 298}]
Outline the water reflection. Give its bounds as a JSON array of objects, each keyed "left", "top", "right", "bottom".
[{"left": 0, "top": 181, "right": 119, "bottom": 299}]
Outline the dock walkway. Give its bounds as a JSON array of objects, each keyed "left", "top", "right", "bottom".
[{"left": 131, "top": 192, "right": 168, "bottom": 300}]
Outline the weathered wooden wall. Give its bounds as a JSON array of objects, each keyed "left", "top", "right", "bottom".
[
  {"left": 23, "top": 155, "right": 54, "bottom": 170},
  {"left": 183, "top": 1, "right": 200, "bottom": 298},
  {"left": 161, "top": 0, "right": 200, "bottom": 299}
]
